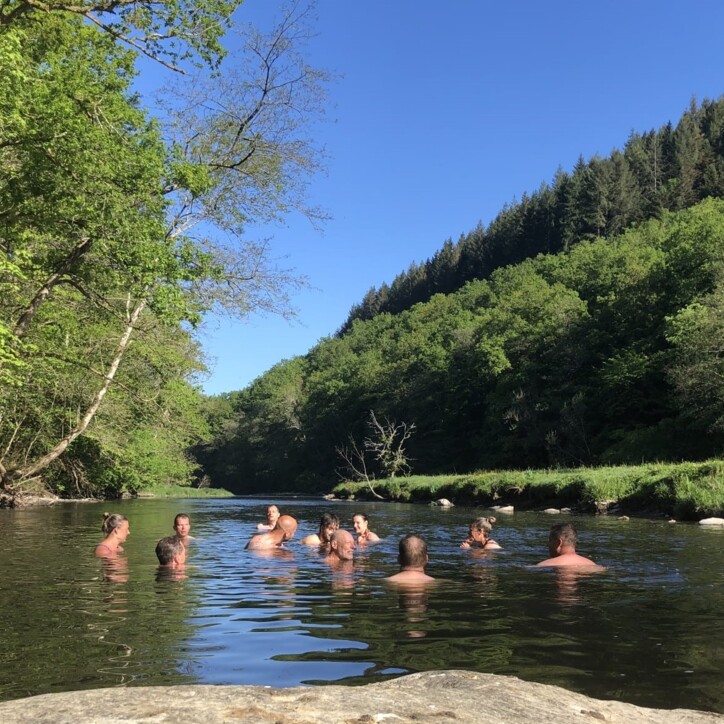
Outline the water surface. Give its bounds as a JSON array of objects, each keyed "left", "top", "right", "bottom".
[{"left": 0, "top": 497, "right": 722, "bottom": 712}]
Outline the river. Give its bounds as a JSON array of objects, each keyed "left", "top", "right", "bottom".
[{"left": 0, "top": 497, "right": 722, "bottom": 712}]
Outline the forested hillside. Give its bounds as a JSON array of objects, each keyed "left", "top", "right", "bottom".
[
  {"left": 199, "top": 198, "right": 724, "bottom": 493},
  {"left": 340, "top": 98, "right": 724, "bottom": 333}
]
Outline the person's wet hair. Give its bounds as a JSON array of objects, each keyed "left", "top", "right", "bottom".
[
  {"left": 469, "top": 516, "right": 496, "bottom": 537},
  {"left": 398, "top": 534, "right": 427, "bottom": 568},
  {"left": 101, "top": 512, "right": 127, "bottom": 535},
  {"left": 550, "top": 522, "right": 577, "bottom": 547},
  {"left": 319, "top": 512, "right": 339, "bottom": 532},
  {"left": 156, "top": 536, "right": 184, "bottom": 565},
  {"left": 173, "top": 513, "right": 190, "bottom": 527}
]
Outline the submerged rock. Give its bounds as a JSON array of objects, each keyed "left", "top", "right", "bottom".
[{"left": 0, "top": 671, "right": 719, "bottom": 723}]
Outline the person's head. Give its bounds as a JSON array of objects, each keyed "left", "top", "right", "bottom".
[
  {"left": 548, "top": 522, "right": 578, "bottom": 555},
  {"left": 398, "top": 534, "right": 428, "bottom": 569},
  {"left": 275, "top": 515, "right": 298, "bottom": 541},
  {"left": 101, "top": 512, "right": 129, "bottom": 541},
  {"left": 318, "top": 512, "right": 340, "bottom": 543},
  {"left": 155, "top": 536, "right": 186, "bottom": 566},
  {"left": 266, "top": 505, "right": 280, "bottom": 526},
  {"left": 468, "top": 516, "right": 496, "bottom": 544},
  {"left": 353, "top": 513, "right": 369, "bottom": 536},
  {"left": 173, "top": 513, "right": 191, "bottom": 538},
  {"left": 329, "top": 529, "right": 356, "bottom": 561}
]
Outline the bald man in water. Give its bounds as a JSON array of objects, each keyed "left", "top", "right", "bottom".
[
  {"left": 326, "top": 529, "right": 356, "bottom": 564},
  {"left": 246, "top": 515, "right": 298, "bottom": 550}
]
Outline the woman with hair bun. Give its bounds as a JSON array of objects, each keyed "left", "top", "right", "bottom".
[
  {"left": 460, "top": 516, "right": 501, "bottom": 550},
  {"left": 95, "top": 512, "right": 130, "bottom": 557}
]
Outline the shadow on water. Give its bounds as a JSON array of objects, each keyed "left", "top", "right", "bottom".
[{"left": 0, "top": 498, "right": 722, "bottom": 712}]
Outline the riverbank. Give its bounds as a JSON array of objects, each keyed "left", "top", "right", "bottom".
[
  {"left": 331, "top": 459, "right": 724, "bottom": 520},
  {"left": 0, "top": 483, "right": 234, "bottom": 508},
  {"left": 135, "top": 483, "right": 234, "bottom": 499}
]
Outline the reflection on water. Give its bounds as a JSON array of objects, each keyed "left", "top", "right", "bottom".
[
  {"left": 101, "top": 556, "right": 128, "bottom": 584},
  {"left": 0, "top": 498, "right": 723, "bottom": 713}
]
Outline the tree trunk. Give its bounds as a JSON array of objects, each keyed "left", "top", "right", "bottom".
[{"left": 1, "top": 297, "right": 146, "bottom": 490}]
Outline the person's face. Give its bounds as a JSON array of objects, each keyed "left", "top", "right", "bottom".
[
  {"left": 174, "top": 517, "right": 191, "bottom": 537},
  {"left": 322, "top": 521, "right": 338, "bottom": 542},
  {"left": 335, "top": 536, "right": 356, "bottom": 561},
  {"left": 353, "top": 516, "right": 367, "bottom": 535},
  {"left": 116, "top": 520, "right": 130, "bottom": 542},
  {"left": 267, "top": 506, "right": 280, "bottom": 525}
]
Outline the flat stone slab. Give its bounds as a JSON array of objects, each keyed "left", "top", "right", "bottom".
[{"left": 0, "top": 671, "right": 721, "bottom": 723}]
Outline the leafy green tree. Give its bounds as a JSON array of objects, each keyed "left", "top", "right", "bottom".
[
  {"left": 667, "top": 275, "right": 724, "bottom": 434},
  {"left": 0, "top": 0, "right": 241, "bottom": 70},
  {"left": 0, "top": 5, "right": 329, "bottom": 495}
]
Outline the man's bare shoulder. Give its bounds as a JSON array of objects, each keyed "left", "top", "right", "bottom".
[
  {"left": 385, "top": 571, "right": 436, "bottom": 584},
  {"left": 246, "top": 532, "right": 273, "bottom": 550},
  {"left": 536, "top": 553, "right": 602, "bottom": 568}
]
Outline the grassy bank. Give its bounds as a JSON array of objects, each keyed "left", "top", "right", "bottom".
[
  {"left": 332, "top": 459, "right": 724, "bottom": 520},
  {"left": 135, "top": 484, "right": 235, "bottom": 499}
]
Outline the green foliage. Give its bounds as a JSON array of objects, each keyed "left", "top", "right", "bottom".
[
  {"left": 0, "top": 5, "right": 330, "bottom": 496},
  {"left": 138, "top": 482, "right": 234, "bottom": 498},
  {"left": 331, "top": 461, "right": 724, "bottom": 519},
  {"left": 0, "top": 0, "right": 241, "bottom": 70},
  {"left": 205, "top": 200, "right": 724, "bottom": 493},
  {"left": 666, "top": 272, "right": 724, "bottom": 432},
  {"left": 340, "top": 97, "right": 724, "bottom": 332}
]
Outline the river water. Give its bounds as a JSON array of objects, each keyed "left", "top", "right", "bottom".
[{"left": 0, "top": 497, "right": 722, "bottom": 712}]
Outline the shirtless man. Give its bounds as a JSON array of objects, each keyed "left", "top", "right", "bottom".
[
  {"left": 257, "top": 504, "right": 280, "bottom": 531},
  {"left": 327, "top": 529, "right": 356, "bottom": 564},
  {"left": 536, "top": 522, "right": 599, "bottom": 567},
  {"left": 300, "top": 512, "right": 339, "bottom": 551},
  {"left": 385, "top": 534, "right": 435, "bottom": 583},
  {"left": 353, "top": 513, "right": 380, "bottom": 544},
  {"left": 246, "top": 515, "right": 298, "bottom": 550},
  {"left": 173, "top": 513, "right": 194, "bottom": 547},
  {"left": 155, "top": 536, "right": 187, "bottom": 569}
]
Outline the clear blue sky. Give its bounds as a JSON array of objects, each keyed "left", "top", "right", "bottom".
[{"left": 180, "top": 0, "right": 724, "bottom": 395}]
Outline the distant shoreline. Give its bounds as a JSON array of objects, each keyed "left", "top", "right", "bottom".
[{"left": 330, "top": 459, "right": 724, "bottom": 521}]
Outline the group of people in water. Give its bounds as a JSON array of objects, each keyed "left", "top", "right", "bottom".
[
  {"left": 95, "top": 505, "right": 599, "bottom": 582},
  {"left": 95, "top": 511, "right": 192, "bottom": 571}
]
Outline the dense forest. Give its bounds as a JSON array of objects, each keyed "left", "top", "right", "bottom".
[
  {"left": 340, "top": 98, "right": 724, "bottom": 333},
  {"left": 198, "top": 95, "right": 724, "bottom": 493},
  {"left": 0, "top": 2, "right": 328, "bottom": 499}
]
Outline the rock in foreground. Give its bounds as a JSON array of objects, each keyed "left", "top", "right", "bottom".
[{"left": 0, "top": 671, "right": 721, "bottom": 723}]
